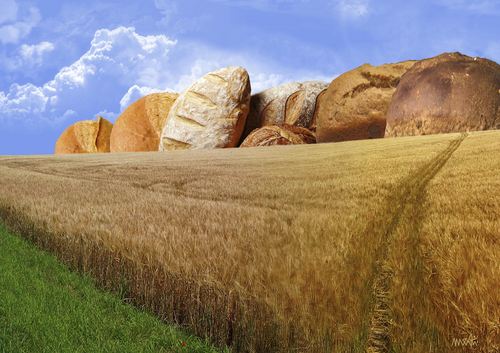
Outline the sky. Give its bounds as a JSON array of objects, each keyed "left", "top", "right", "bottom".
[{"left": 0, "top": 0, "right": 499, "bottom": 155}]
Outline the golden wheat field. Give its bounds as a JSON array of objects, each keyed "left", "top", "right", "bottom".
[{"left": 0, "top": 130, "right": 499, "bottom": 352}]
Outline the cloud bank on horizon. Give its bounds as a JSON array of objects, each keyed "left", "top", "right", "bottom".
[{"left": 0, "top": 0, "right": 500, "bottom": 155}]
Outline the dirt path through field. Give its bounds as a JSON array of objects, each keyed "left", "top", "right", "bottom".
[{"left": 365, "top": 132, "right": 468, "bottom": 352}]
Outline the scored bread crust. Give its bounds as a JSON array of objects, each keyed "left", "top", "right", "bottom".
[
  {"left": 159, "top": 66, "right": 251, "bottom": 151},
  {"left": 239, "top": 81, "right": 329, "bottom": 146},
  {"left": 110, "top": 92, "right": 179, "bottom": 152},
  {"left": 240, "top": 123, "right": 316, "bottom": 147},
  {"left": 55, "top": 117, "right": 113, "bottom": 154}
]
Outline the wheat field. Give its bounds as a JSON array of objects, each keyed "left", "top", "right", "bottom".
[{"left": 0, "top": 130, "right": 499, "bottom": 352}]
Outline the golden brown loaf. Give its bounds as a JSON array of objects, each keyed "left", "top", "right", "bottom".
[
  {"left": 110, "top": 92, "right": 179, "bottom": 152},
  {"left": 159, "top": 66, "right": 251, "bottom": 151},
  {"left": 240, "top": 81, "right": 328, "bottom": 145},
  {"left": 316, "top": 60, "right": 417, "bottom": 143},
  {"left": 55, "top": 116, "right": 113, "bottom": 154},
  {"left": 240, "top": 123, "right": 316, "bottom": 147}
]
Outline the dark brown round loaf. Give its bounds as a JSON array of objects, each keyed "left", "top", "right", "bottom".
[
  {"left": 240, "top": 123, "right": 316, "bottom": 147},
  {"left": 385, "top": 52, "right": 500, "bottom": 137}
]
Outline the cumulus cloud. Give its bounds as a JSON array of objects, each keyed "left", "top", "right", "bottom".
[
  {"left": 119, "top": 85, "right": 165, "bottom": 111},
  {"left": 0, "top": 26, "right": 177, "bottom": 129},
  {"left": 0, "top": 6, "right": 41, "bottom": 44},
  {"left": 18, "top": 41, "right": 55, "bottom": 66},
  {"left": 0, "top": 0, "right": 18, "bottom": 25}
]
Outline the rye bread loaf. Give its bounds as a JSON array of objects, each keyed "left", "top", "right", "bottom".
[
  {"left": 385, "top": 52, "right": 500, "bottom": 137},
  {"left": 316, "top": 60, "right": 417, "bottom": 143},
  {"left": 55, "top": 116, "right": 113, "bottom": 154},
  {"left": 239, "top": 81, "right": 328, "bottom": 145},
  {"left": 159, "top": 66, "right": 251, "bottom": 151},
  {"left": 240, "top": 123, "right": 316, "bottom": 147},
  {"left": 110, "top": 92, "right": 179, "bottom": 152}
]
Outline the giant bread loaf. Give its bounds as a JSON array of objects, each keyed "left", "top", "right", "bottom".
[
  {"left": 240, "top": 123, "right": 316, "bottom": 147},
  {"left": 55, "top": 116, "right": 113, "bottom": 154},
  {"left": 385, "top": 52, "right": 500, "bottom": 137},
  {"left": 316, "top": 60, "right": 417, "bottom": 143},
  {"left": 239, "top": 81, "right": 328, "bottom": 145},
  {"left": 110, "top": 92, "right": 179, "bottom": 152},
  {"left": 159, "top": 66, "right": 251, "bottom": 150}
]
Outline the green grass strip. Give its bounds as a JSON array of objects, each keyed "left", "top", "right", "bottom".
[{"left": 0, "top": 222, "right": 226, "bottom": 353}]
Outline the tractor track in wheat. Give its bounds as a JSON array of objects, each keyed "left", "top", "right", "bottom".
[{"left": 365, "top": 132, "right": 468, "bottom": 352}]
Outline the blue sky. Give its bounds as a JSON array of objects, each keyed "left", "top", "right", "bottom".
[{"left": 1, "top": 0, "right": 499, "bottom": 155}]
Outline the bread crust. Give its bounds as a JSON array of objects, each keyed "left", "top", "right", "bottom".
[
  {"left": 240, "top": 81, "right": 328, "bottom": 146},
  {"left": 110, "top": 92, "right": 178, "bottom": 152},
  {"left": 316, "top": 60, "right": 417, "bottom": 143},
  {"left": 159, "top": 66, "right": 251, "bottom": 151},
  {"left": 385, "top": 52, "right": 500, "bottom": 137},
  {"left": 240, "top": 123, "right": 316, "bottom": 147},
  {"left": 55, "top": 117, "right": 113, "bottom": 154}
]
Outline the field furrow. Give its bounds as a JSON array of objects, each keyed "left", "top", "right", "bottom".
[{"left": 365, "top": 133, "right": 468, "bottom": 352}]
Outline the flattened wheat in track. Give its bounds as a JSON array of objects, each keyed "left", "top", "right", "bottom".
[{"left": 365, "top": 133, "right": 468, "bottom": 352}]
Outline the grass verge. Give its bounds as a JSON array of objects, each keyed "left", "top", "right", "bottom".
[{"left": 0, "top": 222, "right": 225, "bottom": 353}]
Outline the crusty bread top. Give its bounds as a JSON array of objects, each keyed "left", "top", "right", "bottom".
[
  {"left": 385, "top": 52, "right": 500, "bottom": 137},
  {"left": 110, "top": 92, "right": 178, "bottom": 152},
  {"left": 240, "top": 123, "right": 316, "bottom": 147},
  {"left": 160, "top": 66, "right": 251, "bottom": 150},
  {"left": 240, "top": 81, "right": 329, "bottom": 146},
  {"left": 316, "top": 60, "right": 417, "bottom": 143},
  {"left": 55, "top": 117, "right": 113, "bottom": 154}
]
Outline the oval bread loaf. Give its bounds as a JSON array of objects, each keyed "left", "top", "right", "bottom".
[
  {"left": 239, "top": 81, "right": 329, "bottom": 145},
  {"left": 55, "top": 116, "right": 113, "bottom": 154},
  {"left": 316, "top": 60, "right": 417, "bottom": 143},
  {"left": 240, "top": 123, "right": 316, "bottom": 147},
  {"left": 110, "top": 92, "right": 179, "bottom": 152},
  {"left": 159, "top": 66, "right": 251, "bottom": 151}
]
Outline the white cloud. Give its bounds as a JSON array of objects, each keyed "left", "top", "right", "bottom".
[
  {"left": 332, "top": 0, "right": 369, "bottom": 18},
  {"left": 155, "top": 0, "right": 178, "bottom": 27},
  {"left": 0, "top": 27, "right": 177, "bottom": 128},
  {"left": 249, "top": 73, "right": 287, "bottom": 93},
  {"left": 0, "top": 0, "right": 18, "bottom": 24},
  {"left": 18, "top": 41, "right": 55, "bottom": 66},
  {"left": 119, "top": 85, "right": 165, "bottom": 111},
  {"left": 94, "top": 110, "right": 119, "bottom": 121},
  {"left": 0, "top": 7, "right": 41, "bottom": 44}
]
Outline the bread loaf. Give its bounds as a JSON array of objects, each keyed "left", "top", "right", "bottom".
[
  {"left": 385, "top": 52, "right": 500, "bottom": 137},
  {"left": 240, "top": 123, "right": 316, "bottom": 147},
  {"left": 110, "top": 92, "right": 179, "bottom": 152},
  {"left": 316, "top": 60, "right": 417, "bottom": 143},
  {"left": 55, "top": 117, "right": 113, "bottom": 154},
  {"left": 239, "top": 81, "right": 329, "bottom": 145},
  {"left": 159, "top": 66, "right": 251, "bottom": 151}
]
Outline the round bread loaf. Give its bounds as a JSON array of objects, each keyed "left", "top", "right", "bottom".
[
  {"left": 55, "top": 116, "right": 113, "bottom": 154},
  {"left": 159, "top": 66, "right": 251, "bottom": 151},
  {"left": 316, "top": 60, "right": 417, "bottom": 143},
  {"left": 385, "top": 52, "right": 500, "bottom": 137},
  {"left": 239, "top": 81, "right": 328, "bottom": 145},
  {"left": 110, "top": 92, "right": 179, "bottom": 152},
  {"left": 240, "top": 123, "right": 316, "bottom": 147}
]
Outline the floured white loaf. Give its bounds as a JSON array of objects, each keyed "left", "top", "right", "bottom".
[
  {"left": 239, "top": 81, "right": 329, "bottom": 145},
  {"left": 159, "top": 66, "right": 251, "bottom": 151}
]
